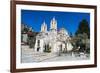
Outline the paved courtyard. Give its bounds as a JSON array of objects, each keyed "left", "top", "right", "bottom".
[{"left": 21, "top": 45, "right": 90, "bottom": 63}]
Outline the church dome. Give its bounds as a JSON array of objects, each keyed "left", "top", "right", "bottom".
[{"left": 59, "top": 28, "right": 69, "bottom": 36}]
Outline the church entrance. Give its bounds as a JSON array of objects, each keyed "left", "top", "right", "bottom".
[{"left": 44, "top": 44, "right": 51, "bottom": 53}]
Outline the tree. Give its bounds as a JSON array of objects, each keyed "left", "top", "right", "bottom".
[
  {"left": 74, "top": 19, "right": 90, "bottom": 53},
  {"left": 75, "top": 19, "right": 90, "bottom": 38},
  {"left": 28, "top": 32, "right": 38, "bottom": 48}
]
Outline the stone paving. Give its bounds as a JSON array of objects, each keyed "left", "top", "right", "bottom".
[
  {"left": 21, "top": 45, "right": 90, "bottom": 63},
  {"left": 21, "top": 45, "right": 58, "bottom": 63}
]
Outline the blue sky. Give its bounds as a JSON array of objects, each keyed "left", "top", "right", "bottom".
[{"left": 21, "top": 10, "right": 90, "bottom": 35}]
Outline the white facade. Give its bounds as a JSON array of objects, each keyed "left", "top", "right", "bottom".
[
  {"left": 22, "top": 33, "right": 28, "bottom": 43},
  {"left": 34, "top": 17, "right": 73, "bottom": 53}
]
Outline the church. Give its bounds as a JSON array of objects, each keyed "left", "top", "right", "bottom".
[{"left": 34, "top": 17, "right": 73, "bottom": 53}]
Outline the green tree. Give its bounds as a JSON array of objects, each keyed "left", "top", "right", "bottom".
[
  {"left": 75, "top": 19, "right": 90, "bottom": 53},
  {"left": 75, "top": 19, "right": 90, "bottom": 38}
]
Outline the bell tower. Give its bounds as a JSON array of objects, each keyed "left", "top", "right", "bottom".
[
  {"left": 41, "top": 21, "right": 47, "bottom": 32},
  {"left": 50, "top": 17, "right": 57, "bottom": 30}
]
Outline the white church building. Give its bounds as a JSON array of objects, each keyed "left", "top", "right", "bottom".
[{"left": 34, "top": 17, "right": 73, "bottom": 53}]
